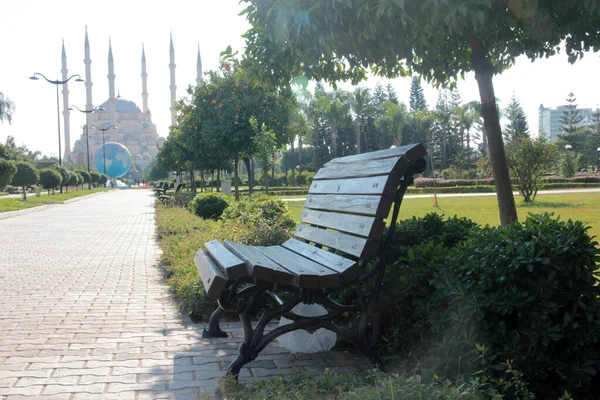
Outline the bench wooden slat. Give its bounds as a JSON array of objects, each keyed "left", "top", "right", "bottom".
[
  {"left": 224, "top": 241, "right": 294, "bottom": 286},
  {"left": 309, "top": 175, "right": 398, "bottom": 198},
  {"left": 205, "top": 240, "right": 247, "bottom": 280},
  {"left": 325, "top": 143, "right": 427, "bottom": 165},
  {"left": 304, "top": 194, "right": 393, "bottom": 218},
  {"left": 256, "top": 246, "right": 341, "bottom": 289},
  {"left": 314, "top": 158, "right": 406, "bottom": 180},
  {"left": 194, "top": 250, "right": 228, "bottom": 299},
  {"left": 294, "top": 224, "right": 377, "bottom": 260},
  {"left": 281, "top": 238, "right": 361, "bottom": 284},
  {"left": 300, "top": 209, "right": 385, "bottom": 240}
]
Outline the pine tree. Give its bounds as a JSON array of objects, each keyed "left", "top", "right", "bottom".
[
  {"left": 372, "top": 83, "right": 387, "bottom": 118},
  {"left": 409, "top": 76, "right": 427, "bottom": 111},
  {"left": 503, "top": 95, "right": 530, "bottom": 142},
  {"left": 560, "top": 91, "right": 583, "bottom": 134},
  {"left": 386, "top": 83, "right": 399, "bottom": 104}
]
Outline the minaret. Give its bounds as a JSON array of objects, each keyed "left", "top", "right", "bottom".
[
  {"left": 196, "top": 43, "right": 202, "bottom": 85},
  {"left": 141, "top": 44, "right": 149, "bottom": 113},
  {"left": 169, "top": 33, "right": 177, "bottom": 127},
  {"left": 84, "top": 26, "right": 93, "bottom": 137},
  {"left": 107, "top": 38, "right": 117, "bottom": 127},
  {"left": 61, "top": 39, "right": 72, "bottom": 159}
]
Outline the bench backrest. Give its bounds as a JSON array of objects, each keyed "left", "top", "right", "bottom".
[{"left": 293, "top": 143, "right": 426, "bottom": 261}]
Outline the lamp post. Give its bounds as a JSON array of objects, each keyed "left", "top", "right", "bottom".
[
  {"left": 29, "top": 72, "right": 84, "bottom": 168},
  {"left": 69, "top": 105, "right": 105, "bottom": 189},
  {"left": 91, "top": 125, "right": 117, "bottom": 175},
  {"left": 597, "top": 147, "right": 600, "bottom": 172}
]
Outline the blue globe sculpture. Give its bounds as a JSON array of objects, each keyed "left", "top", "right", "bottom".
[{"left": 94, "top": 142, "right": 132, "bottom": 178}]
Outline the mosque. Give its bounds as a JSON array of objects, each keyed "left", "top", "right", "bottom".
[{"left": 65, "top": 28, "right": 203, "bottom": 175}]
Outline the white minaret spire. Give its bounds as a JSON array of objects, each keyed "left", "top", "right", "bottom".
[
  {"left": 84, "top": 26, "right": 93, "bottom": 134},
  {"left": 107, "top": 38, "right": 117, "bottom": 127},
  {"left": 196, "top": 43, "right": 203, "bottom": 85},
  {"left": 61, "top": 38, "right": 72, "bottom": 159},
  {"left": 169, "top": 32, "right": 177, "bottom": 127},
  {"left": 141, "top": 44, "right": 148, "bottom": 113}
]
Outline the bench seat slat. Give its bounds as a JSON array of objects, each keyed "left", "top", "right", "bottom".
[
  {"left": 224, "top": 241, "right": 294, "bottom": 286},
  {"left": 194, "top": 250, "right": 228, "bottom": 299},
  {"left": 281, "top": 238, "right": 361, "bottom": 284},
  {"left": 205, "top": 240, "right": 247, "bottom": 280},
  {"left": 304, "top": 194, "right": 393, "bottom": 218},
  {"left": 256, "top": 246, "right": 341, "bottom": 289},
  {"left": 314, "top": 158, "right": 405, "bottom": 180},
  {"left": 294, "top": 224, "right": 377, "bottom": 260},
  {"left": 325, "top": 143, "right": 427, "bottom": 165},
  {"left": 300, "top": 209, "right": 384, "bottom": 240},
  {"left": 309, "top": 175, "right": 398, "bottom": 198}
]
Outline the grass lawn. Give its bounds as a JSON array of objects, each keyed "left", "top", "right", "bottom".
[
  {"left": 0, "top": 188, "right": 112, "bottom": 212},
  {"left": 284, "top": 191, "right": 600, "bottom": 239}
]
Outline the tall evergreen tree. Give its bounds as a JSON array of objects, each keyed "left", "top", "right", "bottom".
[
  {"left": 386, "top": 83, "right": 399, "bottom": 104},
  {"left": 372, "top": 83, "right": 388, "bottom": 117},
  {"left": 503, "top": 95, "right": 530, "bottom": 142},
  {"left": 560, "top": 91, "right": 583, "bottom": 134},
  {"left": 409, "top": 76, "right": 427, "bottom": 111}
]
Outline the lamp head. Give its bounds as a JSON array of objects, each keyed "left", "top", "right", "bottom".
[
  {"left": 97, "top": 107, "right": 106, "bottom": 111},
  {"left": 29, "top": 75, "right": 39, "bottom": 80},
  {"left": 75, "top": 76, "right": 84, "bottom": 82}
]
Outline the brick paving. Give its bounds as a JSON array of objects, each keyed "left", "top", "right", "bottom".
[{"left": 0, "top": 190, "right": 362, "bottom": 399}]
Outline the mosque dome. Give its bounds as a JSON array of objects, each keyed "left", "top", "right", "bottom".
[{"left": 99, "top": 98, "right": 141, "bottom": 113}]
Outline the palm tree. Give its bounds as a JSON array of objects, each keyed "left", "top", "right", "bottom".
[
  {"left": 350, "top": 87, "right": 371, "bottom": 154},
  {"left": 0, "top": 92, "right": 15, "bottom": 124},
  {"left": 322, "top": 90, "right": 351, "bottom": 158},
  {"left": 375, "top": 101, "right": 408, "bottom": 147},
  {"left": 453, "top": 103, "right": 481, "bottom": 164}
]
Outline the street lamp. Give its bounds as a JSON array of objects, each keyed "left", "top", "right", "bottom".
[
  {"left": 29, "top": 72, "right": 84, "bottom": 169},
  {"left": 69, "top": 105, "right": 105, "bottom": 188},
  {"left": 91, "top": 125, "right": 117, "bottom": 175}
]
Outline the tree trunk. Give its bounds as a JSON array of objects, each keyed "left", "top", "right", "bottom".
[
  {"left": 233, "top": 155, "right": 240, "bottom": 201},
  {"left": 243, "top": 157, "right": 252, "bottom": 195},
  {"left": 314, "top": 121, "right": 319, "bottom": 168},
  {"left": 291, "top": 140, "right": 296, "bottom": 186},
  {"left": 356, "top": 119, "right": 362, "bottom": 154},
  {"left": 22, "top": 186, "right": 27, "bottom": 200},
  {"left": 298, "top": 136, "right": 303, "bottom": 173},
  {"left": 264, "top": 166, "right": 269, "bottom": 194},
  {"left": 190, "top": 169, "right": 196, "bottom": 193},
  {"left": 216, "top": 169, "right": 221, "bottom": 192},
  {"left": 470, "top": 35, "right": 518, "bottom": 225},
  {"left": 331, "top": 123, "right": 337, "bottom": 158}
]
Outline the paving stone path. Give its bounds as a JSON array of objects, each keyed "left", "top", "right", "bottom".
[{"left": 0, "top": 190, "right": 362, "bottom": 400}]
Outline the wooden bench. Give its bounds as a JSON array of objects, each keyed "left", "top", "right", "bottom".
[
  {"left": 154, "top": 182, "right": 169, "bottom": 196},
  {"left": 195, "top": 143, "right": 427, "bottom": 379},
  {"left": 159, "top": 183, "right": 183, "bottom": 204}
]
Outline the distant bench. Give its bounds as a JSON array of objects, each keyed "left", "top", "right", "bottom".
[{"left": 195, "top": 143, "right": 427, "bottom": 379}]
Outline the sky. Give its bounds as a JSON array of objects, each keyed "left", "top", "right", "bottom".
[{"left": 1, "top": 0, "right": 599, "bottom": 158}]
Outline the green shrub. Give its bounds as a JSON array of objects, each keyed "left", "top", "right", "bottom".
[
  {"left": 377, "top": 213, "right": 600, "bottom": 399},
  {"left": 11, "top": 161, "right": 39, "bottom": 200},
  {"left": 77, "top": 170, "right": 91, "bottom": 185},
  {"left": 99, "top": 174, "right": 108, "bottom": 186},
  {"left": 54, "top": 166, "right": 70, "bottom": 191},
  {"left": 0, "top": 159, "right": 17, "bottom": 189},
  {"left": 220, "top": 194, "right": 296, "bottom": 246},
  {"left": 295, "top": 171, "right": 316, "bottom": 186},
  {"left": 89, "top": 171, "right": 101, "bottom": 185},
  {"left": 187, "top": 192, "right": 231, "bottom": 220},
  {"left": 38, "top": 168, "right": 62, "bottom": 195},
  {"left": 67, "top": 171, "right": 79, "bottom": 189}
]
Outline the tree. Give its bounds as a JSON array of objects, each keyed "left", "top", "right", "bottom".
[
  {"left": 182, "top": 54, "right": 294, "bottom": 200},
  {"left": 11, "top": 162, "right": 39, "bottom": 200},
  {"left": 38, "top": 169, "right": 62, "bottom": 195},
  {"left": 321, "top": 90, "right": 351, "bottom": 158},
  {"left": 89, "top": 171, "right": 101, "bottom": 187},
  {"left": 504, "top": 95, "right": 530, "bottom": 143},
  {"left": 375, "top": 101, "right": 408, "bottom": 147},
  {"left": 560, "top": 91, "right": 584, "bottom": 134},
  {"left": 75, "top": 172, "right": 84, "bottom": 189},
  {"left": 505, "top": 138, "right": 556, "bottom": 202},
  {"left": 54, "top": 166, "right": 70, "bottom": 194},
  {"left": 78, "top": 170, "right": 91, "bottom": 187},
  {"left": 386, "top": 83, "right": 398, "bottom": 105},
  {"left": 350, "top": 87, "right": 371, "bottom": 154},
  {"left": 250, "top": 116, "right": 279, "bottom": 193},
  {"left": 0, "top": 159, "right": 17, "bottom": 189},
  {"left": 0, "top": 92, "right": 15, "bottom": 124},
  {"left": 67, "top": 171, "right": 79, "bottom": 190},
  {"left": 409, "top": 76, "right": 427, "bottom": 111},
  {"left": 241, "top": 0, "right": 600, "bottom": 225},
  {"left": 99, "top": 174, "right": 109, "bottom": 186}
]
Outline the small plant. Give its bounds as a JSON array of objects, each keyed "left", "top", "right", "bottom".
[
  {"left": 0, "top": 159, "right": 17, "bottom": 189},
  {"left": 505, "top": 137, "right": 556, "bottom": 202},
  {"left": 38, "top": 168, "right": 63, "bottom": 195},
  {"left": 10, "top": 161, "right": 39, "bottom": 200},
  {"left": 187, "top": 192, "right": 231, "bottom": 220}
]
